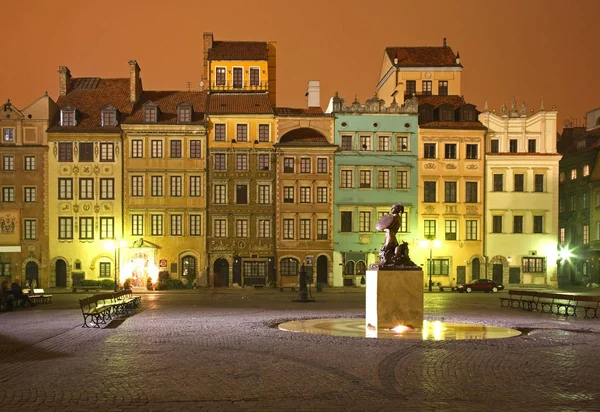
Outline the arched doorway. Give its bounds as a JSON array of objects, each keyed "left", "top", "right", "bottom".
[
  {"left": 56, "top": 259, "right": 67, "bottom": 287},
  {"left": 25, "top": 262, "right": 39, "bottom": 288},
  {"left": 182, "top": 256, "right": 197, "bottom": 284},
  {"left": 317, "top": 255, "right": 328, "bottom": 284},
  {"left": 471, "top": 258, "right": 480, "bottom": 280},
  {"left": 213, "top": 258, "right": 229, "bottom": 287}
]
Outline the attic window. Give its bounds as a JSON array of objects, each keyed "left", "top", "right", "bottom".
[
  {"left": 101, "top": 105, "right": 118, "bottom": 126},
  {"left": 462, "top": 109, "right": 475, "bottom": 122},
  {"left": 177, "top": 104, "right": 192, "bottom": 123},
  {"left": 143, "top": 104, "right": 158, "bottom": 123},
  {"left": 419, "top": 108, "right": 432, "bottom": 122},
  {"left": 60, "top": 107, "right": 76, "bottom": 126},
  {"left": 440, "top": 109, "right": 454, "bottom": 121}
]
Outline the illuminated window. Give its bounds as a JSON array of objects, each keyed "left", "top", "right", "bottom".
[
  {"left": 571, "top": 169, "right": 577, "bottom": 180},
  {"left": 151, "top": 215, "right": 164, "bottom": 236}
]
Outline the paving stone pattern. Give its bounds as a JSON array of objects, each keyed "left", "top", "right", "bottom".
[{"left": 1, "top": 289, "right": 600, "bottom": 411}]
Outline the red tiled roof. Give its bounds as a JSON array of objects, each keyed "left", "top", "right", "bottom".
[
  {"left": 417, "top": 95, "right": 468, "bottom": 109},
  {"left": 124, "top": 90, "right": 208, "bottom": 124},
  {"left": 207, "top": 41, "right": 269, "bottom": 60},
  {"left": 207, "top": 93, "right": 273, "bottom": 114},
  {"left": 385, "top": 47, "right": 461, "bottom": 67},
  {"left": 48, "top": 78, "right": 133, "bottom": 132},
  {"left": 276, "top": 127, "right": 332, "bottom": 145},
  {"left": 419, "top": 121, "right": 487, "bottom": 130},
  {"left": 275, "top": 107, "right": 327, "bottom": 117}
]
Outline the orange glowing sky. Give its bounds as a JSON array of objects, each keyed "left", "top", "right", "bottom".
[{"left": 2, "top": 0, "right": 599, "bottom": 131}]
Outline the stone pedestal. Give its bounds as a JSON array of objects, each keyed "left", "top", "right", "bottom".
[{"left": 365, "top": 268, "right": 424, "bottom": 330}]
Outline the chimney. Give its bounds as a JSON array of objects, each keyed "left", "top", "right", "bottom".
[
  {"left": 203, "top": 32, "right": 214, "bottom": 83},
  {"left": 306, "top": 80, "right": 320, "bottom": 108},
  {"left": 456, "top": 51, "right": 461, "bottom": 65},
  {"left": 58, "top": 66, "right": 71, "bottom": 96},
  {"left": 128, "top": 60, "right": 142, "bottom": 103}
]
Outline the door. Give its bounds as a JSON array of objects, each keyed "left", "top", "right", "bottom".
[
  {"left": 25, "top": 262, "right": 39, "bottom": 288},
  {"left": 456, "top": 266, "right": 466, "bottom": 285},
  {"left": 471, "top": 258, "right": 480, "bottom": 280},
  {"left": 509, "top": 267, "right": 520, "bottom": 284},
  {"left": 213, "top": 258, "right": 229, "bottom": 287},
  {"left": 317, "top": 256, "right": 328, "bottom": 284},
  {"left": 232, "top": 67, "right": 243, "bottom": 88},
  {"left": 232, "top": 258, "right": 242, "bottom": 285},
  {"left": 56, "top": 259, "right": 67, "bottom": 287},
  {"left": 492, "top": 264, "right": 503, "bottom": 284},
  {"left": 181, "top": 256, "right": 197, "bottom": 285}
]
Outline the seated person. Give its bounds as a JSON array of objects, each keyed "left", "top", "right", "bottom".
[
  {"left": 10, "top": 279, "right": 35, "bottom": 307},
  {"left": 1, "top": 280, "right": 14, "bottom": 311}
]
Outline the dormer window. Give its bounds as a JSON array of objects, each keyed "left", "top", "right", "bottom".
[
  {"left": 60, "top": 106, "right": 77, "bottom": 126},
  {"left": 143, "top": 102, "right": 158, "bottom": 123},
  {"left": 177, "top": 103, "right": 192, "bottom": 123},
  {"left": 101, "top": 105, "right": 118, "bottom": 127},
  {"left": 440, "top": 108, "right": 454, "bottom": 121},
  {"left": 419, "top": 107, "right": 433, "bottom": 122},
  {"left": 463, "top": 109, "right": 475, "bottom": 121}
]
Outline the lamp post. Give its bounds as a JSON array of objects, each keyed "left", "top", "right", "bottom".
[
  {"left": 420, "top": 237, "right": 442, "bottom": 292},
  {"left": 104, "top": 239, "right": 127, "bottom": 292}
]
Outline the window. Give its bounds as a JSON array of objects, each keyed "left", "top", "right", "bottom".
[
  {"left": 170, "top": 176, "right": 182, "bottom": 197},
  {"left": 583, "top": 192, "right": 589, "bottom": 209},
  {"left": 341, "top": 135, "right": 353, "bottom": 151},
  {"left": 235, "top": 219, "right": 248, "bottom": 237},
  {"left": 583, "top": 164, "right": 590, "bottom": 176},
  {"left": 131, "top": 140, "right": 143, "bottom": 158},
  {"left": 466, "top": 144, "right": 478, "bottom": 159},
  {"left": 77, "top": 142, "right": 94, "bottom": 162},
  {"left": 283, "top": 186, "right": 294, "bottom": 203},
  {"left": 215, "top": 124, "right": 226, "bottom": 141},
  {"left": 596, "top": 191, "right": 600, "bottom": 208},
  {"left": 571, "top": 169, "right": 577, "bottom": 180},
  {"left": 258, "top": 185, "right": 271, "bottom": 204},
  {"left": 445, "top": 220, "right": 457, "bottom": 240},
  {"left": 492, "top": 216, "right": 503, "bottom": 233},
  {"left": 132, "top": 215, "right": 144, "bottom": 236},
  {"left": 258, "top": 154, "right": 270, "bottom": 170},
  {"left": 258, "top": 124, "right": 270, "bottom": 142},
  {"left": 214, "top": 184, "right": 226, "bottom": 204},
  {"left": 3, "top": 156, "right": 14, "bottom": 171},
  {"left": 466, "top": 220, "right": 478, "bottom": 240},
  {"left": 509, "top": 139, "right": 518, "bottom": 153},
  {"left": 24, "top": 156, "right": 36, "bottom": 171},
  {"left": 299, "top": 219, "right": 311, "bottom": 239},
  {"left": 2, "top": 187, "right": 14, "bottom": 202},
  {"left": 58, "top": 217, "right": 73, "bottom": 240},
  {"left": 280, "top": 258, "right": 298, "bottom": 277},
  {"left": 317, "top": 187, "right": 327, "bottom": 203},
  {"left": 396, "top": 170, "right": 408, "bottom": 189},
  {"left": 151, "top": 215, "right": 164, "bottom": 236},
  {"left": 571, "top": 195, "right": 576, "bottom": 211},
  {"left": 584, "top": 225, "right": 589, "bottom": 245},
  {"left": 359, "top": 170, "right": 371, "bottom": 188},
  {"left": 79, "top": 217, "right": 94, "bottom": 240},
  {"left": 317, "top": 219, "right": 328, "bottom": 239},
  {"left": 560, "top": 227, "right": 565, "bottom": 245},
  {"left": 513, "top": 216, "right": 523, "bottom": 233},
  {"left": 444, "top": 181, "right": 457, "bottom": 203},
  {"left": 213, "top": 219, "right": 226, "bottom": 238},
  {"left": 440, "top": 109, "right": 454, "bottom": 121},
  {"left": 236, "top": 124, "right": 248, "bottom": 142},
  {"left": 100, "top": 217, "right": 114, "bottom": 239},
  {"left": 533, "top": 216, "right": 543, "bottom": 233},
  {"left": 22, "top": 219, "right": 36, "bottom": 240},
  {"left": 360, "top": 135, "right": 371, "bottom": 151},
  {"left": 178, "top": 105, "right": 192, "bottom": 123},
  {"left": 429, "top": 259, "right": 450, "bottom": 275},
  {"left": 493, "top": 174, "right": 503, "bottom": 191},
  {"left": 236, "top": 184, "right": 248, "bottom": 204},
  {"left": 438, "top": 80, "right": 448, "bottom": 96},
  {"left": 190, "top": 140, "right": 202, "bottom": 158},
  {"left": 189, "top": 176, "right": 202, "bottom": 197},
  {"left": 490, "top": 140, "right": 499, "bottom": 153},
  {"left": 405, "top": 80, "right": 416, "bottom": 96},
  {"left": 340, "top": 170, "right": 353, "bottom": 188},
  {"left": 397, "top": 136, "right": 408, "bottom": 152},
  {"left": 559, "top": 198, "right": 564, "bottom": 213},
  {"left": 283, "top": 157, "right": 294, "bottom": 173},
  {"left": 341, "top": 211, "right": 352, "bottom": 232},
  {"left": 534, "top": 174, "right": 544, "bottom": 192},
  {"left": 399, "top": 212, "right": 408, "bottom": 233},
  {"left": 300, "top": 187, "right": 311, "bottom": 203},
  {"left": 58, "top": 142, "right": 73, "bottom": 162},
  {"left": 317, "top": 158, "right": 328, "bottom": 173},
  {"left": 424, "top": 220, "right": 436, "bottom": 237},
  {"left": 170, "top": 215, "right": 182, "bottom": 236},
  {"left": 214, "top": 153, "right": 226, "bottom": 170},
  {"left": 96, "top": 143, "right": 114, "bottom": 163},
  {"left": 232, "top": 67, "right": 243, "bottom": 88},
  {"left": 151, "top": 176, "right": 163, "bottom": 197},
  {"left": 300, "top": 158, "right": 311, "bottom": 173},
  {"left": 236, "top": 154, "right": 248, "bottom": 171},
  {"left": 215, "top": 67, "right": 226, "bottom": 86},
  {"left": 3, "top": 128, "right": 15, "bottom": 142},
  {"left": 60, "top": 109, "right": 76, "bottom": 126},
  {"left": 422, "top": 80, "right": 432, "bottom": 96},
  {"left": 528, "top": 139, "right": 537, "bottom": 153},
  {"left": 100, "top": 178, "right": 114, "bottom": 199},
  {"left": 522, "top": 257, "right": 544, "bottom": 273},
  {"left": 359, "top": 211, "right": 371, "bottom": 232},
  {"left": 424, "top": 181, "right": 436, "bottom": 202},
  {"left": 424, "top": 143, "right": 436, "bottom": 159},
  {"left": 151, "top": 140, "right": 163, "bottom": 158},
  {"left": 465, "top": 182, "right": 477, "bottom": 203},
  {"left": 378, "top": 170, "right": 390, "bottom": 189},
  {"left": 377, "top": 135, "right": 390, "bottom": 151},
  {"left": 258, "top": 219, "right": 271, "bottom": 238},
  {"left": 1, "top": 262, "right": 11, "bottom": 277},
  {"left": 283, "top": 219, "right": 294, "bottom": 239},
  {"left": 143, "top": 106, "right": 157, "bottom": 123},
  {"left": 170, "top": 140, "right": 182, "bottom": 158},
  {"left": 559, "top": 171, "right": 565, "bottom": 183},
  {"left": 445, "top": 143, "right": 457, "bottom": 159},
  {"left": 131, "top": 176, "right": 144, "bottom": 197},
  {"left": 79, "top": 178, "right": 94, "bottom": 200},
  {"left": 58, "top": 178, "right": 73, "bottom": 199},
  {"left": 514, "top": 174, "right": 524, "bottom": 192},
  {"left": 99, "top": 262, "right": 111, "bottom": 278}
]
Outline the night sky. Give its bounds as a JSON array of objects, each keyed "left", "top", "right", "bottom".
[{"left": 2, "top": 0, "right": 599, "bottom": 131}]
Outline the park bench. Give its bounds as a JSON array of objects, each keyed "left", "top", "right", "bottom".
[
  {"left": 573, "top": 295, "right": 600, "bottom": 319},
  {"left": 551, "top": 294, "right": 579, "bottom": 316},
  {"left": 79, "top": 295, "right": 113, "bottom": 328},
  {"left": 79, "top": 289, "right": 141, "bottom": 328},
  {"left": 72, "top": 285, "right": 102, "bottom": 293},
  {"left": 532, "top": 292, "right": 557, "bottom": 313},
  {"left": 500, "top": 290, "right": 537, "bottom": 310},
  {"left": 28, "top": 288, "right": 52, "bottom": 304}
]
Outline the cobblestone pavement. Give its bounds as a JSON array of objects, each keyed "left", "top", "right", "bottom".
[{"left": 1, "top": 288, "right": 600, "bottom": 411}]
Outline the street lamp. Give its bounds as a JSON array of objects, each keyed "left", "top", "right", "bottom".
[
  {"left": 104, "top": 239, "right": 127, "bottom": 292},
  {"left": 420, "top": 237, "right": 442, "bottom": 292}
]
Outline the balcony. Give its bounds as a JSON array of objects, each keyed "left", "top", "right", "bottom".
[{"left": 211, "top": 82, "right": 269, "bottom": 92}]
